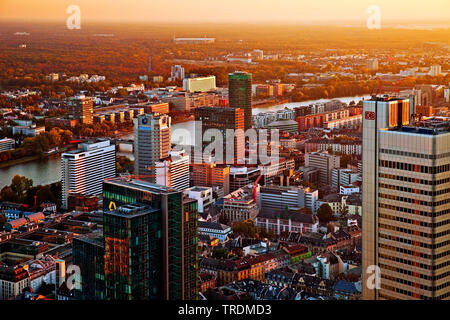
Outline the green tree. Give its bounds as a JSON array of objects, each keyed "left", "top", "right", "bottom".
[
  {"left": 10, "top": 175, "right": 33, "bottom": 202},
  {"left": 317, "top": 203, "right": 333, "bottom": 224},
  {"left": 211, "top": 247, "right": 230, "bottom": 259}
]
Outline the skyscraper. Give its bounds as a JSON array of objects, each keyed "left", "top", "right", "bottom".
[
  {"left": 194, "top": 106, "right": 244, "bottom": 164},
  {"left": 102, "top": 177, "right": 199, "bottom": 300},
  {"left": 61, "top": 140, "right": 116, "bottom": 209},
  {"left": 374, "top": 118, "right": 450, "bottom": 300},
  {"left": 229, "top": 71, "right": 252, "bottom": 131},
  {"left": 68, "top": 95, "right": 94, "bottom": 124},
  {"left": 134, "top": 114, "right": 171, "bottom": 179},
  {"left": 360, "top": 96, "right": 450, "bottom": 300}
]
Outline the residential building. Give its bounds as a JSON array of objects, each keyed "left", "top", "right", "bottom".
[{"left": 68, "top": 95, "right": 94, "bottom": 124}]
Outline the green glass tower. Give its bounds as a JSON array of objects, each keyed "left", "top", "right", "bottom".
[
  {"left": 102, "top": 177, "right": 199, "bottom": 300},
  {"left": 229, "top": 71, "right": 252, "bottom": 131}
]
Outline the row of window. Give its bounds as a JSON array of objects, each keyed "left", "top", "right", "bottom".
[
  {"left": 379, "top": 160, "right": 450, "bottom": 174},
  {"left": 379, "top": 223, "right": 450, "bottom": 239},
  {"left": 380, "top": 148, "right": 450, "bottom": 160},
  {"left": 379, "top": 202, "right": 450, "bottom": 218},
  {"left": 379, "top": 212, "right": 450, "bottom": 228},
  {"left": 379, "top": 232, "right": 449, "bottom": 249},
  {"left": 379, "top": 172, "right": 450, "bottom": 186},
  {"left": 379, "top": 183, "right": 450, "bottom": 197},
  {"left": 380, "top": 193, "right": 450, "bottom": 207}
]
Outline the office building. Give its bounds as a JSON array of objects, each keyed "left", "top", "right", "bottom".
[
  {"left": 222, "top": 185, "right": 259, "bottom": 223},
  {"left": 68, "top": 95, "right": 94, "bottom": 124},
  {"left": 61, "top": 140, "right": 116, "bottom": 209},
  {"left": 183, "top": 76, "right": 216, "bottom": 92},
  {"left": 155, "top": 149, "right": 190, "bottom": 191},
  {"left": 259, "top": 185, "right": 318, "bottom": 213},
  {"left": 372, "top": 117, "right": 449, "bottom": 300},
  {"left": 134, "top": 114, "right": 171, "bottom": 178},
  {"left": 72, "top": 235, "right": 105, "bottom": 300},
  {"left": 362, "top": 96, "right": 411, "bottom": 300},
  {"left": 305, "top": 151, "right": 340, "bottom": 186},
  {"left": 331, "top": 168, "right": 360, "bottom": 189},
  {"left": 194, "top": 106, "right": 244, "bottom": 164},
  {"left": 102, "top": 177, "right": 198, "bottom": 300},
  {"left": 229, "top": 71, "right": 252, "bottom": 131},
  {"left": 191, "top": 162, "right": 230, "bottom": 196}
]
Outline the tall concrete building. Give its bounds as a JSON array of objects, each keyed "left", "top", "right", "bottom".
[
  {"left": 134, "top": 114, "right": 171, "bottom": 179},
  {"left": 102, "top": 177, "right": 199, "bottom": 300},
  {"left": 194, "top": 106, "right": 244, "bottom": 164},
  {"left": 374, "top": 118, "right": 450, "bottom": 300},
  {"left": 68, "top": 95, "right": 94, "bottom": 124},
  {"left": 305, "top": 151, "right": 340, "bottom": 186},
  {"left": 362, "top": 96, "right": 420, "bottom": 299},
  {"left": 61, "top": 140, "right": 116, "bottom": 209},
  {"left": 229, "top": 71, "right": 252, "bottom": 131},
  {"left": 155, "top": 149, "right": 190, "bottom": 191}
]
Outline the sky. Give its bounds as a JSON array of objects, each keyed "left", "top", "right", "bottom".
[{"left": 1, "top": 0, "right": 449, "bottom": 24}]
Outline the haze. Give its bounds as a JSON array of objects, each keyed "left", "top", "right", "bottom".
[{"left": 1, "top": 0, "right": 449, "bottom": 24}]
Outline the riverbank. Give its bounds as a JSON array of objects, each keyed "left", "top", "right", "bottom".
[{"left": 0, "top": 154, "right": 42, "bottom": 169}]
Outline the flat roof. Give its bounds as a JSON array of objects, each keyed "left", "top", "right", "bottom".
[{"left": 104, "top": 176, "right": 179, "bottom": 194}]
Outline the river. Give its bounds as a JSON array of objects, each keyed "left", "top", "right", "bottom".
[{"left": 0, "top": 95, "right": 369, "bottom": 189}]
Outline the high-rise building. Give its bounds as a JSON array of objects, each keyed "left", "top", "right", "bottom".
[
  {"left": 134, "top": 114, "right": 171, "bottom": 178},
  {"left": 170, "top": 65, "right": 185, "bottom": 81},
  {"left": 61, "top": 140, "right": 116, "bottom": 209},
  {"left": 374, "top": 118, "right": 449, "bottom": 300},
  {"left": 305, "top": 151, "right": 340, "bottom": 186},
  {"left": 155, "top": 149, "right": 190, "bottom": 191},
  {"left": 68, "top": 95, "right": 94, "bottom": 124},
  {"left": 72, "top": 235, "right": 105, "bottom": 300},
  {"left": 194, "top": 106, "right": 244, "bottom": 164},
  {"left": 229, "top": 71, "right": 252, "bottom": 131},
  {"left": 363, "top": 95, "right": 417, "bottom": 300},
  {"left": 191, "top": 163, "right": 230, "bottom": 196},
  {"left": 102, "top": 177, "right": 198, "bottom": 300}
]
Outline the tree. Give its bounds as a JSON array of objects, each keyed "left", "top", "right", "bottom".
[
  {"left": 11, "top": 174, "right": 33, "bottom": 202},
  {"left": 317, "top": 203, "right": 333, "bottom": 224},
  {"left": 0, "top": 186, "right": 19, "bottom": 203},
  {"left": 211, "top": 247, "right": 230, "bottom": 259},
  {"left": 0, "top": 214, "right": 6, "bottom": 230},
  {"left": 232, "top": 219, "right": 258, "bottom": 238}
]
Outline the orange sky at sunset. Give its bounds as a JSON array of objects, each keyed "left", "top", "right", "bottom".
[{"left": 1, "top": 0, "right": 449, "bottom": 24}]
